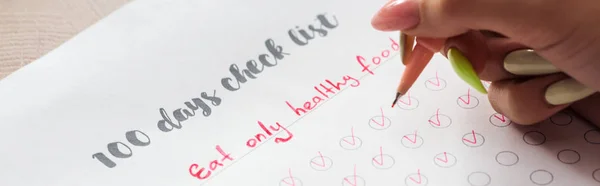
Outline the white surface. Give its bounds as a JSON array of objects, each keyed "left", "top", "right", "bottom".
[{"left": 1, "top": 0, "right": 599, "bottom": 185}]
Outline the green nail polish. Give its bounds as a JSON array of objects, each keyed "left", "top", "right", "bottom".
[{"left": 447, "top": 48, "right": 488, "bottom": 94}]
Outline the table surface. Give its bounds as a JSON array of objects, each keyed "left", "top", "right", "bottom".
[{"left": 0, "top": 0, "right": 131, "bottom": 80}]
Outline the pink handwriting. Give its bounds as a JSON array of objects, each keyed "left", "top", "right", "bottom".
[
  {"left": 246, "top": 121, "right": 294, "bottom": 148},
  {"left": 356, "top": 37, "right": 400, "bottom": 75},
  {"left": 285, "top": 74, "right": 360, "bottom": 117},
  {"left": 188, "top": 145, "right": 234, "bottom": 180}
]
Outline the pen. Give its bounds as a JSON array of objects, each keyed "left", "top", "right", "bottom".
[
  {"left": 391, "top": 33, "right": 434, "bottom": 107},
  {"left": 391, "top": 33, "right": 487, "bottom": 107}
]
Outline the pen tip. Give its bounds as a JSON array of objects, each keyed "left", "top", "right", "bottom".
[{"left": 390, "top": 92, "right": 403, "bottom": 108}]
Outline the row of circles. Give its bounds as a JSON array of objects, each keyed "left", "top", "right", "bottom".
[
  {"left": 523, "top": 130, "right": 600, "bottom": 145},
  {"left": 392, "top": 95, "right": 480, "bottom": 110},
  {"left": 367, "top": 113, "right": 575, "bottom": 131},
  {"left": 367, "top": 115, "right": 599, "bottom": 145},
  {"left": 308, "top": 150, "right": 573, "bottom": 171},
  {"left": 423, "top": 77, "right": 489, "bottom": 93},
  {"left": 308, "top": 151, "right": 516, "bottom": 171},
  {"left": 392, "top": 76, "right": 480, "bottom": 110},
  {"left": 337, "top": 131, "right": 486, "bottom": 150},
  {"left": 337, "top": 130, "right": 593, "bottom": 165},
  {"left": 279, "top": 168, "right": 600, "bottom": 186}
]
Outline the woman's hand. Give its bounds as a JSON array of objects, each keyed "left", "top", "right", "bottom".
[{"left": 370, "top": 0, "right": 600, "bottom": 126}]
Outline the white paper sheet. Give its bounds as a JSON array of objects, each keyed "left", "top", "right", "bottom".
[{"left": 1, "top": 0, "right": 600, "bottom": 185}]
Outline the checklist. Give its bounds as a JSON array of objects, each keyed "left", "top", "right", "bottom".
[{"left": 0, "top": 0, "right": 599, "bottom": 185}]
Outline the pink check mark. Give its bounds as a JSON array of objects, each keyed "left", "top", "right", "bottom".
[
  {"left": 436, "top": 152, "right": 449, "bottom": 163},
  {"left": 493, "top": 114, "right": 506, "bottom": 122},
  {"left": 344, "top": 164, "right": 358, "bottom": 186},
  {"left": 459, "top": 89, "right": 471, "bottom": 104},
  {"left": 398, "top": 92, "right": 412, "bottom": 105},
  {"left": 370, "top": 107, "right": 386, "bottom": 127},
  {"left": 372, "top": 146, "right": 384, "bottom": 165},
  {"left": 281, "top": 168, "right": 296, "bottom": 186},
  {"left": 427, "top": 71, "right": 441, "bottom": 86},
  {"left": 403, "top": 131, "right": 418, "bottom": 144},
  {"left": 311, "top": 151, "right": 326, "bottom": 167},
  {"left": 343, "top": 127, "right": 356, "bottom": 145},
  {"left": 428, "top": 109, "right": 441, "bottom": 126},
  {"left": 463, "top": 130, "right": 478, "bottom": 144},
  {"left": 409, "top": 169, "right": 423, "bottom": 184}
]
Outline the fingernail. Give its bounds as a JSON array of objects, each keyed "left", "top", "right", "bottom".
[
  {"left": 504, "top": 49, "right": 560, "bottom": 75},
  {"left": 447, "top": 47, "right": 488, "bottom": 94},
  {"left": 371, "top": 0, "right": 420, "bottom": 31},
  {"left": 545, "top": 78, "right": 596, "bottom": 105}
]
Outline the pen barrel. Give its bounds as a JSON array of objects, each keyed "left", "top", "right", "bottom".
[
  {"left": 401, "top": 34, "right": 415, "bottom": 65},
  {"left": 397, "top": 43, "right": 434, "bottom": 93}
]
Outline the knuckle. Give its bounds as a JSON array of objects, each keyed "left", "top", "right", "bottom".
[
  {"left": 503, "top": 87, "right": 536, "bottom": 124},
  {"left": 488, "top": 81, "right": 540, "bottom": 125}
]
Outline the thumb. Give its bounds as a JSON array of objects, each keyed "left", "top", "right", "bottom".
[{"left": 371, "top": 0, "right": 573, "bottom": 49}]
